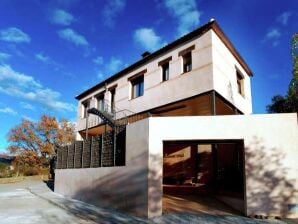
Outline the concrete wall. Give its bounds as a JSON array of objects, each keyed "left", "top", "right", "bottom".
[
  {"left": 56, "top": 114, "right": 297, "bottom": 218},
  {"left": 146, "top": 114, "right": 297, "bottom": 218},
  {"left": 55, "top": 119, "right": 150, "bottom": 217}
]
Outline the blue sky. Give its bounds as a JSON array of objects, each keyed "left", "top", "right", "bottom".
[{"left": 0, "top": 0, "right": 297, "bottom": 152}]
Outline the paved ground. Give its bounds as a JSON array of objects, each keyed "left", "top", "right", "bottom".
[
  {"left": 0, "top": 177, "right": 296, "bottom": 224},
  {"left": 163, "top": 194, "right": 243, "bottom": 216}
]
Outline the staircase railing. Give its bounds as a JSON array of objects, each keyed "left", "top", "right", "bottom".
[{"left": 86, "top": 99, "right": 134, "bottom": 128}]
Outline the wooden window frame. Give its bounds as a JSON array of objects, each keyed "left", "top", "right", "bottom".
[
  {"left": 179, "top": 45, "right": 195, "bottom": 74},
  {"left": 158, "top": 56, "right": 172, "bottom": 82},
  {"left": 128, "top": 69, "right": 146, "bottom": 99},
  {"left": 236, "top": 68, "right": 245, "bottom": 97},
  {"left": 131, "top": 75, "right": 144, "bottom": 99}
]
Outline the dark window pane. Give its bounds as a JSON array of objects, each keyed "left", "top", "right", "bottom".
[
  {"left": 183, "top": 52, "right": 192, "bottom": 73},
  {"left": 162, "top": 63, "right": 169, "bottom": 81},
  {"left": 131, "top": 76, "right": 144, "bottom": 99}
]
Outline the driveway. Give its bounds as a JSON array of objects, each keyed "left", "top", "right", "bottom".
[{"left": 0, "top": 177, "right": 295, "bottom": 224}]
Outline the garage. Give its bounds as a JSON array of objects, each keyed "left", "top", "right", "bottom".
[{"left": 163, "top": 140, "right": 245, "bottom": 215}]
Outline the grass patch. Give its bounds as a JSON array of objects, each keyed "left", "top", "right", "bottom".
[{"left": 0, "top": 176, "right": 25, "bottom": 184}]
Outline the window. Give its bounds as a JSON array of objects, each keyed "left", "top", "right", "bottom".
[
  {"left": 131, "top": 75, "right": 144, "bottom": 99},
  {"left": 96, "top": 94, "right": 104, "bottom": 111},
  {"left": 81, "top": 100, "right": 90, "bottom": 118},
  {"left": 158, "top": 56, "right": 172, "bottom": 82},
  {"left": 236, "top": 69, "right": 244, "bottom": 96},
  {"left": 110, "top": 88, "right": 116, "bottom": 112},
  {"left": 183, "top": 51, "right": 192, "bottom": 73},
  {"left": 179, "top": 45, "right": 194, "bottom": 74},
  {"left": 162, "top": 62, "right": 169, "bottom": 81}
]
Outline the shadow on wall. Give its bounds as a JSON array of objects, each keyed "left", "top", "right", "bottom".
[
  {"left": 245, "top": 136, "right": 298, "bottom": 218},
  {"left": 148, "top": 153, "right": 163, "bottom": 217},
  {"left": 58, "top": 151, "right": 163, "bottom": 218},
  {"left": 44, "top": 180, "right": 54, "bottom": 192}
]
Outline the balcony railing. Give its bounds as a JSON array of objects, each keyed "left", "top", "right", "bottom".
[{"left": 84, "top": 99, "right": 147, "bottom": 131}]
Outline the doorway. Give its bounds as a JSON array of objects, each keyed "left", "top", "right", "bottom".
[{"left": 163, "top": 140, "right": 245, "bottom": 215}]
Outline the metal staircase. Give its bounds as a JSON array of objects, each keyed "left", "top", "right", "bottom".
[
  {"left": 87, "top": 107, "right": 116, "bottom": 128},
  {"left": 87, "top": 99, "right": 132, "bottom": 128},
  {"left": 86, "top": 101, "right": 132, "bottom": 166}
]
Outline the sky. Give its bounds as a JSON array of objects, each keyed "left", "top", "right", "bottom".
[{"left": 0, "top": 0, "right": 297, "bottom": 152}]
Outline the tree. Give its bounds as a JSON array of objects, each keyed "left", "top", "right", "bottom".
[
  {"left": 7, "top": 115, "right": 75, "bottom": 167},
  {"left": 266, "top": 34, "right": 298, "bottom": 113}
]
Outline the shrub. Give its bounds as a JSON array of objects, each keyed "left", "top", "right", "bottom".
[{"left": 20, "top": 166, "right": 41, "bottom": 176}]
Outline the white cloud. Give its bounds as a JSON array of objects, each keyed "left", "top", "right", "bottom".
[
  {"left": 277, "top": 11, "right": 292, "bottom": 26},
  {"left": 97, "top": 71, "right": 105, "bottom": 80},
  {"left": 0, "top": 27, "right": 31, "bottom": 43},
  {"left": 106, "top": 57, "right": 123, "bottom": 75},
  {"left": 0, "top": 107, "right": 17, "bottom": 116},
  {"left": 266, "top": 28, "right": 281, "bottom": 39},
  {"left": 95, "top": 57, "right": 123, "bottom": 80},
  {"left": 134, "top": 28, "right": 165, "bottom": 51},
  {"left": 163, "top": 0, "right": 201, "bottom": 36},
  {"left": 58, "top": 28, "right": 88, "bottom": 46},
  {"left": 20, "top": 102, "right": 35, "bottom": 110},
  {"left": 51, "top": 9, "right": 74, "bottom": 25},
  {"left": 35, "top": 53, "right": 63, "bottom": 71},
  {"left": 103, "top": 0, "right": 126, "bottom": 27},
  {"left": 35, "top": 53, "right": 50, "bottom": 63},
  {"left": 263, "top": 28, "right": 281, "bottom": 47},
  {"left": 93, "top": 56, "right": 103, "bottom": 65},
  {"left": 0, "top": 64, "right": 75, "bottom": 112},
  {"left": 0, "top": 64, "right": 41, "bottom": 88},
  {"left": 0, "top": 52, "right": 11, "bottom": 63}
]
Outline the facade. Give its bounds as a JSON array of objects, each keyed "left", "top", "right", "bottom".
[
  {"left": 55, "top": 20, "right": 298, "bottom": 219},
  {"left": 75, "top": 20, "right": 252, "bottom": 139}
]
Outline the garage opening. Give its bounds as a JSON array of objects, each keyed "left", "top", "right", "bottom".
[{"left": 163, "top": 140, "right": 245, "bottom": 215}]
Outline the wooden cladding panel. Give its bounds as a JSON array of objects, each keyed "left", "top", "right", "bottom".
[
  {"left": 215, "top": 95, "right": 235, "bottom": 115},
  {"left": 67, "top": 144, "right": 75, "bottom": 168},
  {"left": 152, "top": 93, "right": 213, "bottom": 116}
]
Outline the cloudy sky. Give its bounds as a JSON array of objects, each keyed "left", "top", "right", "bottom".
[{"left": 0, "top": 0, "right": 297, "bottom": 152}]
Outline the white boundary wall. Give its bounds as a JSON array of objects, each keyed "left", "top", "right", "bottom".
[{"left": 56, "top": 114, "right": 298, "bottom": 218}]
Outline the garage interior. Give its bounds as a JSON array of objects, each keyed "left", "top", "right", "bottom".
[{"left": 163, "top": 140, "right": 245, "bottom": 215}]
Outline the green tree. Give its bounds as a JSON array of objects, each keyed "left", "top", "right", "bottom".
[
  {"left": 7, "top": 115, "right": 75, "bottom": 168},
  {"left": 267, "top": 33, "right": 298, "bottom": 113}
]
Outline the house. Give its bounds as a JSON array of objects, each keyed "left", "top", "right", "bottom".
[
  {"left": 75, "top": 20, "right": 252, "bottom": 139},
  {"left": 55, "top": 20, "right": 298, "bottom": 219}
]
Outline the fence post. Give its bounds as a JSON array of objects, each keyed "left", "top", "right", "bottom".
[
  {"left": 90, "top": 137, "right": 93, "bottom": 168},
  {"left": 66, "top": 145, "right": 69, "bottom": 169},
  {"left": 73, "top": 142, "right": 76, "bottom": 168},
  {"left": 61, "top": 147, "right": 64, "bottom": 169},
  {"left": 100, "top": 135, "right": 103, "bottom": 167},
  {"left": 81, "top": 141, "right": 84, "bottom": 168},
  {"left": 113, "top": 130, "right": 116, "bottom": 166}
]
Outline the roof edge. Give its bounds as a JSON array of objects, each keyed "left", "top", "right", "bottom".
[
  {"left": 75, "top": 20, "right": 252, "bottom": 100},
  {"left": 210, "top": 21, "right": 253, "bottom": 77}
]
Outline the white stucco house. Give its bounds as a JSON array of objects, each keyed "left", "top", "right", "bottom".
[{"left": 55, "top": 20, "right": 298, "bottom": 219}]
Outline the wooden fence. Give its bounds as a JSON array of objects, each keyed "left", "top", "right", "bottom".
[{"left": 56, "top": 128, "right": 126, "bottom": 169}]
